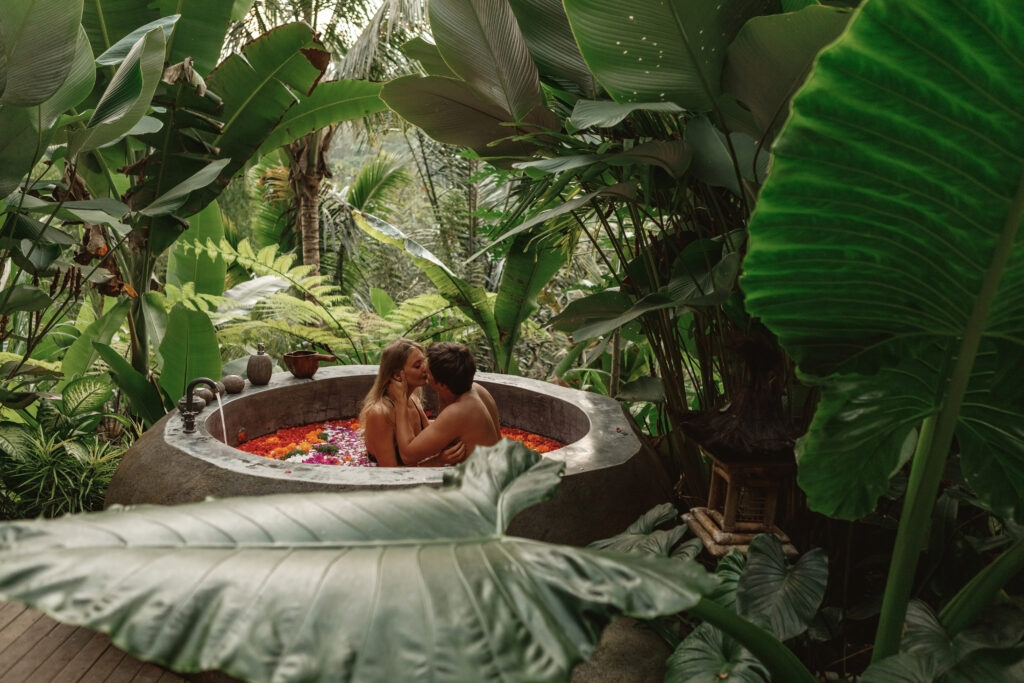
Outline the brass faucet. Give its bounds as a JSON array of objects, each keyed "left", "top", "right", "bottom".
[{"left": 181, "top": 377, "right": 221, "bottom": 434}]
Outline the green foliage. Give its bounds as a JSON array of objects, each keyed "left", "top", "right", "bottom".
[
  {"left": 665, "top": 536, "right": 827, "bottom": 682},
  {"left": 0, "top": 443, "right": 718, "bottom": 681},
  {"left": 739, "top": 0, "right": 1022, "bottom": 661},
  {"left": 0, "top": 376, "right": 124, "bottom": 519},
  {"left": 157, "top": 304, "right": 222, "bottom": 403},
  {"left": 861, "top": 602, "right": 1024, "bottom": 682}
]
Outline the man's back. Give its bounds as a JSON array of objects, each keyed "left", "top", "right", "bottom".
[{"left": 436, "top": 382, "right": 500, "bottom": 457}]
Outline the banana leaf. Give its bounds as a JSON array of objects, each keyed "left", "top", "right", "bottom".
[
  {"left": 0, "top": 24, "right": 94, "bottom": 197},
  {"left": 721, "top": 4, "right": 850, "bottom": 141},
  {"left": 428, "top": 0, "right": 543, "bottom": 121},
  {"left": 59, "top": 299, "right": 130, "bottom": 390},
  {"left": 401, "top": 37, "right": 455, "bottom": 78},
  {"left": 167, "top": 200, "right": 226, "bottom": 296},
  {"left": 382, "top": 75, "right": 552, "bottom": 159},
  {"left": 0, "top": 444, "right": 718, "bottom": 682},
  {"left": 741, "top": 0, "right": 1024, "bottom": 520},
  {"left": 257, "top": 80, "right": 387, "bottom": 157},
  {"left": 507, "top": 0, "right": 601, "bottom": 98},
  {"left": 493, "top": 231, "right": 570, "bottom": 373},
  {"left": 0, "top": 0, "right": 83, "bottom": 106},
  {"left": 92, "top": 341, "right": 165, "bottom": 426},
  {"left": 68, "top": 27, "right": 166, "bottom": 157},
  {"left": 562, "top": 0, "right": 771, "bottom": 111},
  {"left": 157, "top": 303, "right": 221, "bottom": 403}
]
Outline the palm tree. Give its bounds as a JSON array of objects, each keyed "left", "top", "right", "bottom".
[{"left": 228, "top": 0, "right": 427, "bottom": 276}]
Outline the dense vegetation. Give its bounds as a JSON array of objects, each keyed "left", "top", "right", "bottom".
[{"left": 0, "top": 0, "right": 1020, "bottom": 681}]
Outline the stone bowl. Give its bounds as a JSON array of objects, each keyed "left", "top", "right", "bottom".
[{"left": 104, "top": 366, "right": 670, "bottom": 545}]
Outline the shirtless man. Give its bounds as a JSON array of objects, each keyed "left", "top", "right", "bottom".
[{"left": 389, "top": 342, "right": 500, "bottom": 466}]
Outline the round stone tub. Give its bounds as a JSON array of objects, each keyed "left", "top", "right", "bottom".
[{"left": 105, "top": 366, "right": 670, "bottom": 545}]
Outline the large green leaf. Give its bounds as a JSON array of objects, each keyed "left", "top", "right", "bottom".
[
  {"left": 741, "top": 0, "right": 1024, "bottom": 519},
  {"left": 0, "top": 284, "right": 51, "bottom": 315},
  {"left": 354, "top": 211, "right": 502, "bottom": 364},
  {"left": 507, "top": 0, "right": 600, "bottom": 98},
  {"left": 492, "top": 232, "right": 570, "bottom": 373},
  {"left": 588, "top": 503, "right": 689, "bottom": 557},
  {"left": 154, "top": 0, "right": 233, "bottom": 76},
  {"left": 82, "top": 0, "right": 158, "bottom": 57},
  {"left": 382, "top": 75, "right": 553, "bottom": 159},
  {"left": 665, "top": 622, "right": 769, "bottom": 683},
  {"left": 157, "top": 303, "right": 221, "bottom": 403},
  {"left": 59, "top": 299, "right": 130, "bottom": 388},
  {"left": 721, "top": 4, "right": 850, "bottom": 140},
  {"left": 568, "top": 100, "right": 684, "bottom": 129},
  {"left": 183, "top": 22, "right": 330, "bottom": 206},
  {"left": 0, "top": 105, "right": 39, "bottom": 198},
  {"left": 139, "top": 158, "right": 230, "bottom": 217},
  {"left": 429, "top": 0, "right": 543, "bottom": 120},
  {"left": 0, "top": 24, "right": 93, "bottom": 197},
  {"left": 0, "top": 0, "right": 83, "bottom": 106},
  {"left": 0, "top": 444, "right": 718, "bottom": 682},
  {"left": 92, "top": 341, "right": 165, "bottom": 426},
  {"left": 401, "top": 37, "right": 456, "bottom": 78},
  {"left": 166, "top": 200, "right": 226, "bottom": 296},
  {"left": 95, "top": 15, "right": 180, "bottom": 66},
  {"left": 861, "top": 601, "right": 1024, "bottom": 682},
  {"left": 68, "top": 27, "right": 166, "bottom": 157},
  {"left": 61, "top": 375, "right": 113, "bottom": 417},
  {"left": 563, "top": 0, "right": 774, "bottom": 110},
  {"left": 257, "top": 80, "right": 386, "bottom": 157},
  {"left": 735, "top": 535, "right": 827, "bottom": 641}
]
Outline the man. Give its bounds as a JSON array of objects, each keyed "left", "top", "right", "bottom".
[{"left": 388, "top": 342, "right": 500, "bottom": 466}]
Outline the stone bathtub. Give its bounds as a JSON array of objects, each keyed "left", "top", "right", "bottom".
[{"left": 104, "top": 366, "right": 670, "bottom": 545}]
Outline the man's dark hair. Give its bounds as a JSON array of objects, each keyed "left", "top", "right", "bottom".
[{"left": 426, "top": 342, "right": 475, "bottom": 395}]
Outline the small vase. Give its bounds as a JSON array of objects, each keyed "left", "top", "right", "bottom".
[{"left": 247, "top": 342, "right": 273, "bottom": 386}]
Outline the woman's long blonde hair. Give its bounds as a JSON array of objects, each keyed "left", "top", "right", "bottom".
[{"left": 359, "top": 338, "right": 424, "bottom": 423}]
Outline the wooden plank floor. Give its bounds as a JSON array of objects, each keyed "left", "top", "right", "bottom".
[{"left": 0, "top": 601, "right": 185, "bottom": 683}]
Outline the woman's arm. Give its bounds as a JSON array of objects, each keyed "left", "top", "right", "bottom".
[{"left": 362, "top": 403, "right": 399, "bottom": 467}]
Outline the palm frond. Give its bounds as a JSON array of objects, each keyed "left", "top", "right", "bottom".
[{"left": 346, "top": 152, "right": 411, "bottom": 213}]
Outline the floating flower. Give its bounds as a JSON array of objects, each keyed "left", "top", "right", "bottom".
[{"left": 237, "top": 419, "right": 563, "bottom": 466}]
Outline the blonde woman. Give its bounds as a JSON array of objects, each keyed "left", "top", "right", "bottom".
[{"left": 359, "top": 339, "right": 463, "bottom": 466}]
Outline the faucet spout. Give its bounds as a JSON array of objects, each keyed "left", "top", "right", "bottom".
[{"left": 181, "top": 377, "right": 221, "bottom": 434}]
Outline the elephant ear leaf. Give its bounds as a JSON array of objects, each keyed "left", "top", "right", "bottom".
[
  {"left": 665, "top": 622, "right": 769, "bottom": 683},
  {"left": 735, "top": 535, "right": 827, "bottom": 641},
  {"left": 741, "top": 0, "right": 1024, "bottom": 520},
  {"left": 588, "top": 503, "right": 690, "bottom": 557},
  {"left": 0, "top": 443, "right": 718, "bottom": 683}
]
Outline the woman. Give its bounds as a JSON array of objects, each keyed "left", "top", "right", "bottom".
[{"left": 359, "top": 339, "right": 462, "bottom": 466}]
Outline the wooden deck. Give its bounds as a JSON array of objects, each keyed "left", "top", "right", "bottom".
[{"left": 0, "top": 601, "right": 185, "bottom": 683}]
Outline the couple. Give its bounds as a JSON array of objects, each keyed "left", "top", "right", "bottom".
[{"left": 359, "top": 339, "right": 500, "bottom": 467}]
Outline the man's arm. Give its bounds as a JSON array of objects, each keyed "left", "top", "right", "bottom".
[{"left": 394, "top": 406, "right": 464, "bottom": 465}]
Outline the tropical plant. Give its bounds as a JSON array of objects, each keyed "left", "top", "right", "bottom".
[
  {"left": 380, "top": 0, "right": 851, "bottom": 496},
  {"left": 0, "top": 443, "right": 736, "bottom": 682},
  {"left": 0, "top": 376, "right": 128, "bottom": 519},
  {"left": 353, "top": 211, "right": 569, "bottom": 373},
  {"left": 740, "top": 0, "right": 1023, "bottom": 669}
]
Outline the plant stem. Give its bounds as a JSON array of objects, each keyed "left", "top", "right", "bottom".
[
  {"left": 940, "top": 537, "right": 1024, "bottom": 635},
  {"left": 872, "top": 415, "right": 939, "bottom": 660},
  {"left": 689, "top": 598, "right": 816, "bottom": 683},
  {"left": 873, "top": 169, "right": 1024, "bottom": 662}
]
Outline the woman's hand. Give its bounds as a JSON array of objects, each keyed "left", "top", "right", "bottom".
[
  {"left": 386, "top": 371, "right": 406, "bottom": 404},
  {"left": 438, "top": 440, "right": 467, "bottom": 465}
]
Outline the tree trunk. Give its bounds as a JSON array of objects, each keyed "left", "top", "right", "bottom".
[{"left": 287, "top": 126, "right": 336, "bottom": 277}]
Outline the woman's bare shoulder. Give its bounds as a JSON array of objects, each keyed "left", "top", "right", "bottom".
[{"left": 362, "top": 401, "right": 394, "bottom": 423}]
